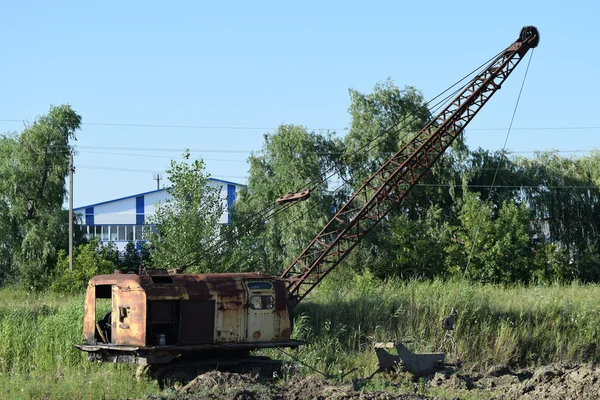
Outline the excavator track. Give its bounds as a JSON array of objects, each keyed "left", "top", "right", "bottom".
[{"left": 137, "top": 355, "right": 287, "bottom": 388}]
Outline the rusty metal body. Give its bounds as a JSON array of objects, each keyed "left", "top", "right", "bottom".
[{"left": 76, "top": 270, "right": 302, "bottom": 364}]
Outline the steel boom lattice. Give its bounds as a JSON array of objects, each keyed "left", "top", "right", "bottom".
[{"left": 281, "top": 26, "right": 539, "bottom": 308}]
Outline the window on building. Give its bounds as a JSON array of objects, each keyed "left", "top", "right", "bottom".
[
  {"left": 92, "top": 225, "right": 102, "bottom": 238},
  {"left": 126, "top": 226, "right": 133, "bottom": 241},
  {"left": 135, "top": 225, "right": 143, "bottom": 240},
  {"left": 118, "top": 226, "right": 125, "bottom": 241},
  {"left": 101, "top": 225, "right": 109, "bottom": 241},
  {"left": 110, "top": 225, "right": 118, "bottom": 241}
]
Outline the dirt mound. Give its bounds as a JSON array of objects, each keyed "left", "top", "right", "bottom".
[
  {"left": 429, "top": 362, "right": 600, "bottom": 399},
  {"left": 490, "top": 363, "right": 600, "bottom": 400},
  {"left": 152, "top": 370, "right": 436, "bottom": 400},
  {"left": 146, "top": 363, "right": 600, "bottom": 399}
]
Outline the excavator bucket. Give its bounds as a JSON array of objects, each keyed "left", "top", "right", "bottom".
[{"left": 374, "top": 341, "right": 445, "bottom": 377}]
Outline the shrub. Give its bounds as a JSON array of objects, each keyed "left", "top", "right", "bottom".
[{"left": 51, "top": 239, "right": 115, "bottom": 294}]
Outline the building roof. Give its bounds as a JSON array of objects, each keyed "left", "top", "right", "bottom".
[{"left": 74, "top": 177, "right": 245, "bottom": 211}]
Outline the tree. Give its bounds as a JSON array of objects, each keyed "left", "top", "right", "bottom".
[
  {"left": 98, "top": 241, "right": 121, "bottom": 269},
  {"left": 146, "top": 150, "right": 224, "bottom": 271},
  {"left": 222, "top": 125, "right": 343, "bottom": 274},
  {"left": 0, "top": 105, "right": 81, "bottom": 288},
  {"left": 387, "top": 205, "right": 450, "bottom": 279},
  {"left": 344, "top": 79, "right": 466, "bottom": 220},
  {"left": 122, "top": 241, "right": 141, "bottom": 271},
  {"left": 445, "top": 191, "right": 534, "bottom": 284}
]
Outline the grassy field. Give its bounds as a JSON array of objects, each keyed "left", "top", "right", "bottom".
[
  {"left": 0, "top": 287, "right": 158, "bottom": 400},
  {"left": 1, "top": 273, "right": 599, "bottom": 399},
  {"left": 274, "top": 270, "right": 600, "bottom": 378}
]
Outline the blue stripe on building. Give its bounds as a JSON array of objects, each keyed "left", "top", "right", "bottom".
[
  {"left": 85, "top": 207, "right": 94, "bottom": 225},
  {"left": 136, "top": 196, "right": 144, "bottom": 224},
  {"left": 227, "top": 184, "right": 236, "bottom": 223}
]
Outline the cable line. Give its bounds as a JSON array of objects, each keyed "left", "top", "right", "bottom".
[{"left": 461, "top": 49, "right": 535, "bottom": 280}]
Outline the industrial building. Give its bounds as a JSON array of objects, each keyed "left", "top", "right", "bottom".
[{"left": 73, "top": 178, "right": 244, "bottom": 251}]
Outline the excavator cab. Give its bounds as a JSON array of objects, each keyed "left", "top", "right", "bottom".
[{"left": 76, "top": 270, "right": 303, "bottom": 365}]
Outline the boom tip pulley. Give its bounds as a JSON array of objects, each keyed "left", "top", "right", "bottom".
[{"left": 519, "top": 26, "right": 539, "bottom": 48}]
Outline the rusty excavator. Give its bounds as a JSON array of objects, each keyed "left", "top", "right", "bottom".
[{"left": 76, "top": 26, "right": 539, "bottom": 380}]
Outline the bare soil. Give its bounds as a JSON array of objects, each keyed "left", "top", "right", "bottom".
[{"left": 145, "top": 363, "right": 600, "bottom": 400}]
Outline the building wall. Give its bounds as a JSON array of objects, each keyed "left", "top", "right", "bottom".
[{"left": 74, "top": 179, "right": 243, "bottom": 251}]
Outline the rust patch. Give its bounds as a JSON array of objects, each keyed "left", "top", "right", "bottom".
[
  {"left": 281, "top": 328, "right": 291, "bottom": 338},
  {"left": 184, "top": 277, "right": 212, "bottom": 300},
  {"left": 83, "top": 285, "right": 96, "bottom": 344}
]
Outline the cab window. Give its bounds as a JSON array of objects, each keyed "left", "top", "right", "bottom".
[{"left": 249, "top": 295, "right": 274, "bottom": 310}]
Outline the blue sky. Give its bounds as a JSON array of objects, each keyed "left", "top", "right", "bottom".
[{"left": 1, "top": 0, "right": 598, "bottom": 207}]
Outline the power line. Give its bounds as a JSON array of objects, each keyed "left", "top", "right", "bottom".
[
  {"left": 2, "top": 118, "right": 600, "bottom": 132},
  {"left": 44, "top": 143, "right": 600, "bottom": 154},
  {"left": 79, "top": 150, "right": 247, "bottom": 163},
  {"left": 76, "top": 147, "right": 597, "bottom": 155},
  {"left": 0, "top": 119, "right": 341, "bottom": 131}
]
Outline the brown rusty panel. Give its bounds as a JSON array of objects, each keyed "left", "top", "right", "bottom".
[
  {"left": 83, "top": 284, "right": 96, "bottom": 344},
  {"left": 90, "top": 274, "right": 142, "bottom": 288},
  {"left": 275, "top": 309, "right": 292, "bottom": 340},
  {"left": 113, "top": 288, "right": 146, "bottom": 346},
  {"left": 205, "top": 278, "right": 245, "bottom": 298},
  {"left": 273, "top": 280, "right": 287, "bottom": 311},
  {"left": 179, "top": 300, "right": 215, "bottom": 344},
  {"left": 144, "top": 285, "right": 188, "bottom": 300},
  {"left": 184, "top": 276, "right": 212, "bottom": 300}
]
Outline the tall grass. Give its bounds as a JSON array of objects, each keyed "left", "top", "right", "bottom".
[
  {"left": 2, "top": 275, "right": 600, "bottom": 397},
  {"left": 278, "top": 270, "right": 600, "bottom": 377},
  {"left": 0, "top": 287, "right": 157, "bottom": 400}
]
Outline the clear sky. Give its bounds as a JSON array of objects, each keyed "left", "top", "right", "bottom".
[{"left": 1, "top": 0, "right": 598, "bottom": 208}]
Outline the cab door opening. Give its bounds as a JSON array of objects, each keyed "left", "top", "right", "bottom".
[{"left": 95, "top": 284, "right": 113, "bottom": 344}]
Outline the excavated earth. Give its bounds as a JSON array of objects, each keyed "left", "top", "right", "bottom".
[{"left": 145, "top": 363, "right": 600, "bottom": 400}]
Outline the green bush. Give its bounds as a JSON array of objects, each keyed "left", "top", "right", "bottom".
[{"left": 51, "top": 239, "right": 115, "bottom": 294}]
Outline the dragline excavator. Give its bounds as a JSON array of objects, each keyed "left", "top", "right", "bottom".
[{"left": 76, "top": 26, "right": 539, "bottom": 376}]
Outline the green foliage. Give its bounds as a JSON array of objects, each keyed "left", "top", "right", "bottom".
[
  {"left": 345, "top": 79, "right": 465, "bottom": 220},
  {"left": 216, "top": 80, "right": 600, "bottom": 284},
  {"left": 444, "top": 192, "right": 534, "bottom": 284},
  {"left": 388, "top": 205, "right": 449, "bottom": 279},
  {"left": 122, "top": 240, "right": 141, "bottom": 271},
  {"left": 224, "top": 124, "right": 343, "bottom": 274},
  {"left": 51, "top": 239, "right": 115, "bottom": 294},
  {"left": 0, "top": 104, "right": 81, "bottom": 289},
  {"left": 146, "top": 150, "right": 224, "bottom": 271},
  {"left": 98, "top": 241, "right": 121, "bottom": 268},
  {"left": 139, "top": 241, "right": 152, "bottom": 266},
  {"left": 345, "top": 79, "right": 432, "bottom": 182}
]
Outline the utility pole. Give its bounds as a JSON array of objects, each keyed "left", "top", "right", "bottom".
[
  {"left": 69, "top": 153, "right": 74, "bottom": 272},
  {"left": 153, "top": 173, "right": 162, "bottom": 190}
]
